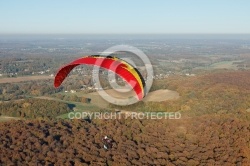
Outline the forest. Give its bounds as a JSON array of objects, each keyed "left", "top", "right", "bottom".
[{"left": 0, "top": 114, "right": 249, "bottom": 165}]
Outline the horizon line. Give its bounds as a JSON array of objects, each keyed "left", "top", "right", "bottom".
[{"left": 1, "top": 33, "right": 250, "bottom": 35}]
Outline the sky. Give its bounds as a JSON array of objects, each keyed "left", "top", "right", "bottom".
[{"left": 0, "top": 0, "right": 250, "bottom": 34}]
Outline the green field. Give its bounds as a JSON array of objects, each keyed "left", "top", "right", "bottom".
[
  {"left": 35, "top": 96, "right": 101, "bottom": 119},
  {"left": 210, "top": 60, "right": 242, "bottom": 69},
  {"left": 74, "top": 91, "right": 109, "bottom": 108},
  {"left": 194, "top": 60, "right": 244, "bottom": 70}
]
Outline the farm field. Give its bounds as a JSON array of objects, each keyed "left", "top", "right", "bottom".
[
  {"left": 0, "top": 116, "right": 20, "bottom": 122},
  {"left": 75, "top": 88, "right": 180, "bottom": 108},
  {"left": 143, "top": 89, "right": 180, "bottom": 102},
  {"left": 0, "top": 75, "right": 53, "bottom": 83}
]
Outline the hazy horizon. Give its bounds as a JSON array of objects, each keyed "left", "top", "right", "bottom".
[
  {"left": 1, "top": 0, "right": 250, "bottom": 34},
  {"left": 1, "top": 34, "right": 250, "bottom": 41}
]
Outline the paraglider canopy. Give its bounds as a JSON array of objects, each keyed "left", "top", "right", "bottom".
[{"left": 54, "top": 55, "right": 146, "bottom": 100}]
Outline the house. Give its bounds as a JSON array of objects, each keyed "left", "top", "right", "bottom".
[
  {"left": 185, "top": 73, "right": 196, "bottom": 76},
  {"left": 70, "top": 90, "right": 76, "bottom": 93}
]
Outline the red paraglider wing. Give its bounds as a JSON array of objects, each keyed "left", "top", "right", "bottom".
[{"left": 54, "top": 56, "right": 146, "bottom": 100}]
